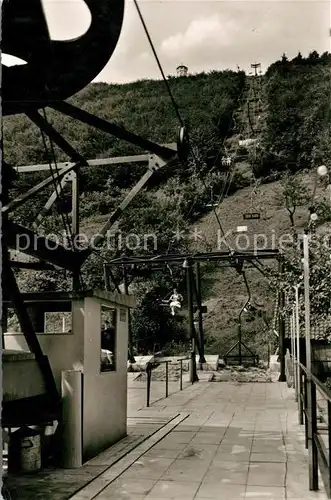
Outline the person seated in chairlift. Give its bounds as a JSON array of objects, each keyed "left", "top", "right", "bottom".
[{"left": 169, "top": 289, "right": 183, "bottom": 316}]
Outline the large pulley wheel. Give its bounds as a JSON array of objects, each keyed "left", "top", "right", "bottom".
[{"left": 177, "top": 126, "right": 189, "bottom": 161}]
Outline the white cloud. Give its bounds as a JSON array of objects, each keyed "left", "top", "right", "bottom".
[
  {"left": 42, "top": 0, "right": 91, "bottom": 40},
  {"left": 161, "top": 14, "right": 238, "bottom": 58}
]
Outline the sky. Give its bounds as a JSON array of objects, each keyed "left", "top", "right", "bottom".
[{"left": 3, "top": 0, "right": 331, "bottom": 83}]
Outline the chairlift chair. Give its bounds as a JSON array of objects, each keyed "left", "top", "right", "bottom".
[
  {"left": 243, "top": 176, "right": 261, "bottom": 220},
  {"left": 206, "top": 187, "right": 219, "bottom": 207}
]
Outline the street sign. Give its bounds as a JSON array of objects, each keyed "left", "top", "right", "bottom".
[{"left": 243, "top": 212, "right": 260, "bottom": 220}]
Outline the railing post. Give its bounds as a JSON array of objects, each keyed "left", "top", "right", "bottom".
[
  {"left": 328, "top": 401, "right": 331, "bottom": 496},
  {"left": 308, "top": 381, "right": 318, "bottom": 490},
  {"left": 180, "top": 360, "right": 183, "bottom": 391},
  {"left": 295, "top": 285, "right": 301, "bottom": 408},
  {"left": 165, "top": 361, "right": 169, "bottom": 398},
  {"left": 291, "top": 311, "right": 297, "bottom": 397},
  {"left": 299, "top": 367, "right": 304, "bottom": 425},
  {"left": 146, "top": 364, "right": 152, "bottom": 408},
  {"left": 304, "top": 374, "right": 308, "bottom": 449}
]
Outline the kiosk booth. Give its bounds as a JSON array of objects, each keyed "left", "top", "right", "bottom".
[{"left": 3, "top": 290, "right": 136, "bottom": 467}]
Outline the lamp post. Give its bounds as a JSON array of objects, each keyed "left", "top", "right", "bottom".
[
  {"left": 294, "top": 283, "right": 303, "bottom": 421},
  {"left": 303, "top": 233, "right": 318, "bottom": 490}
]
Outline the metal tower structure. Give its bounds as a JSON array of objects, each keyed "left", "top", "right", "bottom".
[{"left": 1, "top": 0, "right": 189, "bottom": 417}]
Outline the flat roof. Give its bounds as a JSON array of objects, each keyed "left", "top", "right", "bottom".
[{"left": 3, "top": 289, "right": 137, "bottom": 309}]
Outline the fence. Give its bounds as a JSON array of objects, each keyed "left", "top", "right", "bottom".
[
  {"left": 146, "top": 357, "right": 191, "bottom": 407},
  {"left": 286, "top": 348, "right": 331, "bottom": 498}
]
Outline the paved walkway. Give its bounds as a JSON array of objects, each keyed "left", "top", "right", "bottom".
[{"left": 72, "top": 381, "right": 329, "bottom": 500}]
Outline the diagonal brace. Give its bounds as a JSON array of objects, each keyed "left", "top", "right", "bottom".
[
  {"left": 87, "top": 157, "right": 175, "bottom": 250},
  {"left": 2, "top": 165, "right": 76, "bottom": 214}
]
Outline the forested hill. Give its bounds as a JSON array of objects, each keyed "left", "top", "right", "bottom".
[
  {"left": 4, "top": 52, "right": 331, "bottom": 188},
  {"left": 3, "top": 70, "right": 245, "bottom": 168},
  {"left": 4, "top": 51, "right": 331, "bottom": 357}
]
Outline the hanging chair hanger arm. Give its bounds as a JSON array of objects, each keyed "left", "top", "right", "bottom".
[{"left": 239, "top": 270, "right": 251, "bottom": 320}]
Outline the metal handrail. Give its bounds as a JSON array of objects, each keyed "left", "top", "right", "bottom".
[
  {"left": 299, "top": 362, "right": 331, "bottom": 403},
  {"left": 146, "top": 357, "right": 191, "bottom": 407},
  {"left": 295, "top": 360, "right": 331, "bottom": 497}
]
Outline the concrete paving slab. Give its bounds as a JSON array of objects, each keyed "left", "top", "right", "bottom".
[
  {"left": 14, "top": 381, "right": 329, "bottom": 500},
  {"left": 189, "top": 433, "right": 224, "bottom": 445},
  {"left": 177, "top": 443, "right": 218, "bottom": 461},
  {"left": 120, "top": 457, "right": 175, "bottom": 480},
  {"left": 145, "top": 479, "right": 201, "bottom": 498},
  {"left": 161, "top": 431, "right": 196, "bottom": 443},
  {"left": 245, "top": 485, "right": 286, "bottom": 498},
  {"left": 250, "top": 452, "right": 286, "bottom": 463},
  {"left": 196, "top": 480, "right": 246, "bottom": 499},
  {"left": 214, "top": 450, "right": 251, "bottom": 462},
  {"left": 95, "top": 477, "right": 157, "bottom": 499},
  {"left": 247, "top": 462, "right": 286, "bottom": 487},
  {"left": 143, "top": 448, "right": 182, "bottom": 459}
]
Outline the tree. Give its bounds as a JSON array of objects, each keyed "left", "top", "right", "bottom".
[
  {"left": 292, "top": 52, "right": 304, "bottom": 65},
  {"left": 276, "top": 173, "right": 310, "bottom": 227}
]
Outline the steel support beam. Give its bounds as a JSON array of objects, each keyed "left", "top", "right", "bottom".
[
  {"left": 106, "top": 250, "right": 280, "bottom": 267},
  {"left": 32, "top": 176, "right": 69, "bottom": 230},
  {"left": 3, "top": 251, "right": 59, "bottom": 403},
  {"left": 90, "top": 157, "right": 174, "bottom": 248},
  {"left": 71, "top": 170, "right": 80, "bottom": 290},
  {"left": 50, "top": 101, "right": 177, "bottom": 161},
  {"left": 2, "top": 164, "right": 77, "bottom": 214},
  {"left": 4, "top": 220, "right": 87, "bottom": 272},
  {"left": 9, "top": 260, "right": 56, "bottom": 270},
  {"left": 14, "top": 145, "right": 177, "bottom": 173}
]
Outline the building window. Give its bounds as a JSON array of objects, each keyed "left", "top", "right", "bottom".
[
  {"left": 45, "top": 312, "right": 72, "bottom": 333},
  {"left": 4, "top": 308, "right": 72, "bottom": 334},
  {"left": 101, "top": 306, "right": 116, "bottom": 372}
]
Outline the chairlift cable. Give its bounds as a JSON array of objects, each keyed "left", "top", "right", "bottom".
[
  {"left": 133, "top": 0, "right": 184, "bottom": 127},
  {"left": 39, "top": 119, "right": 73, "bottom": 247},
  {"left": 41, "top": 109, "right": 74, "bottom": 243},
  {"left": 187, "top": 72, "right": 249, "bottom": 250}
]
